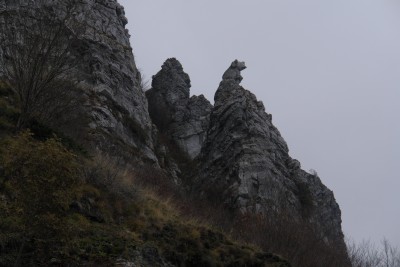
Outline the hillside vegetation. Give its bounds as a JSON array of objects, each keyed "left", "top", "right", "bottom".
[{"left": 0, "top": 83, "right": 290, "bottom": 267}]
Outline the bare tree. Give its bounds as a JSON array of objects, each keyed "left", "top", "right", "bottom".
[
  {"left": 382, "top": 238, "right": 400, "bottom": 267},
  {"left": 0, "top": 1, "right": 82, "bottom": 129},
  {"left": 347, "top": 238, "right": 400, "bottom": 267}
]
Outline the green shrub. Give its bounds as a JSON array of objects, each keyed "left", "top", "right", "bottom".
[{"left": 0, "top": 131, "right": 81, "bottom": 264}]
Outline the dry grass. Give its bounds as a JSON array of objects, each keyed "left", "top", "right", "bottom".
[{"left": 76, "top": 155, "right": 291, "bottom": 266}]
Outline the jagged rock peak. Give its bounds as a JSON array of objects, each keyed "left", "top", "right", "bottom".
[
  {"left": 147, "top": 58, "right": 212, "bottom": 160},
  {"left": 222, "top": 59, "right": 247, "bottom": 83},
  {"left": 151, "top": 58, "right": 191, "bottom": 103},
  {"left": 215, "top": 60, "right": 267, "bottom": 114},
  {"left": 196, "top": 59, "right": 347, "bottom": 253}
]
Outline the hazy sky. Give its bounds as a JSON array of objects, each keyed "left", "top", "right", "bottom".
[{"left": 119, "top": 0, "right": 400, "bottom": 246}]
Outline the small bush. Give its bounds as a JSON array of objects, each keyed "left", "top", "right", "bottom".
[
  {"left": 0, "top": 131, "right": 81, "bottom": 264},
  {"left": 347, "top": 238, "right": 400, "bottom": 267}
]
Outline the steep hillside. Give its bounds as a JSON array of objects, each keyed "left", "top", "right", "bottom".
[{"left": 0, "top": 83, "right": 290, "bottom": 267}]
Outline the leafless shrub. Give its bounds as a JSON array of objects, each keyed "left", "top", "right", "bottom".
[
  {"left": 133, "top": 164, "right": 181, "bottom": 199},
  {"left": 78, "top": 153, "right": 354, "bottom": 267},
  {"left": 0, "top": 1, "right": 84, "bottom": 130},
  {"left": 382, "top": 238, "right": 400, "bottom": 267},
  {"left": 137, "top": 69, "right": 150, "bottom": 92},
  {"left": 127, "top": 161, "right": 350, "bottom": 267},
  {"left": 81, "top": 154, "right": 137, "bottom": 199},
  {"left": 226, "top": 211, "right": 351, "bottom": 267},
  {"left": 346, "top": 238, "right": 400, "bottom": 267}
]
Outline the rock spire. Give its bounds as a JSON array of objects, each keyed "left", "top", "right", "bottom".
[
  {"left": 196, "top": 60, "right": 347, "bottom": 252},
  {"left": 146, "top": 58, "right": 212, "bottom": 159}
]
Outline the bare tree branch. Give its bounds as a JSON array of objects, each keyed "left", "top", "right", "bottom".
[
  {"left": 346, "top": 238, "right": 400, "bottom": 267},
  {"left": 0, "top": 1, "right": 84, "bottom": 130}
]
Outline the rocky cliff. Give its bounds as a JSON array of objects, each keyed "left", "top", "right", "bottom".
[
  {"left": 0, "top": 0, "right": 157, "bottom": 163},
  {"left": 146, "top": 58, "right": 212, "bottom": 160},
  {"left": 146, "top": 59, "right": 349, "bottom": 260},
  {"left": 195, "top": 60, "right": 345, "bottom": 245},
  {"left": 0, "top": 1, "right": 350, "bottom": 265}
]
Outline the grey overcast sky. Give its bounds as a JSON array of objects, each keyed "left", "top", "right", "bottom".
[{"left": 119, "top": 0, "right": 400, "bottom": 246}]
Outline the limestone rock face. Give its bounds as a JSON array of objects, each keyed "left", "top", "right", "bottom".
[
  {"left": 0, "top": 0, "right": 157, "bottom": 163},
  {"left": 196, "top": 60, "right": 346, "bottom": 247},
  {"left": 146, "top": 58, "right": 212, "bottom": 159},
  {"left": 222, "top": 59, "right": 247, "bottom": 83}
]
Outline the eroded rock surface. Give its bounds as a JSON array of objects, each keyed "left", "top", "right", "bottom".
[
  {"left": 0, "top": 0, "right": 157, "bottom": 163},
  {"left": 195, "top": 60, "right": 346, "bottom": 248},
  {"left": 1, "top": 1, "right": 349, "bottom": 262},
  {"left": 146, "top": 58, "right": 212, "bottom": 159}
]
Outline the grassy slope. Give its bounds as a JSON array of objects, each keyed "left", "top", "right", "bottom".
[{"left": 0, "top": 83, "right": 290, "bottom": 267}]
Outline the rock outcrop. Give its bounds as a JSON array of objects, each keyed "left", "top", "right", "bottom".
[
  {"left": 0, "top": 0, "right": 157, "bottom": 163},
  {"left": 195, "top": 60, "right": 346, "bottom": 248},
  {"left": 146, "top": 58, "right": 212, "bottom": 159},
  {"left": 0, "top": 1, "right": 350, "bottom": 264}
]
